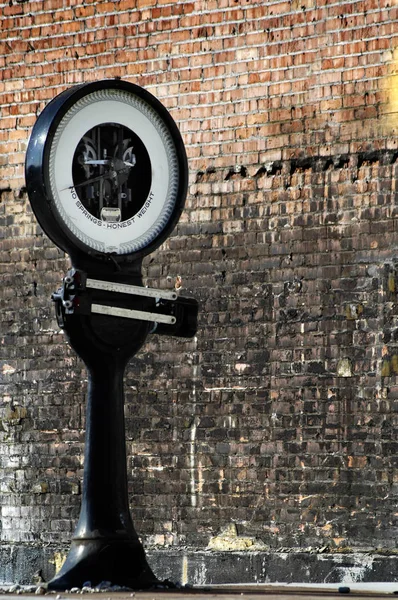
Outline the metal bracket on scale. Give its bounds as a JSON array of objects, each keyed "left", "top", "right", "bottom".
[{"left": 52, "top": 269, "right": 198, "bottom": 338}]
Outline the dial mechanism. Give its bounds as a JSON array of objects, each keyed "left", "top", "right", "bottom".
[
  {"left": 72, "top": 123, "right": 151, "bottom": 224},
  {"left": 25, "top": 81, "right": 188, "bottom": 261}
]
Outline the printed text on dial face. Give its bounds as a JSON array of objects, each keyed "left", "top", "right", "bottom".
[{"left": 73, "top": 190, "right": 154, "bottom": 229}]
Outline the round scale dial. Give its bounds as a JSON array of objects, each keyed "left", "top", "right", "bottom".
[{"left": 25, "top": 80, "right": 187, "bottom": 263}]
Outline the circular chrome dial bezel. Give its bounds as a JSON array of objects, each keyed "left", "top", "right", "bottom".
[
  {"left": 25, "top": 80, "right": 188, "bottom": 264},
  {"left": 47, "top": 89, "right": 179, "bottom": 255}
]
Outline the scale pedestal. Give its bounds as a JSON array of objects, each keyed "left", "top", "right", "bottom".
[
  {"left": 48, "top": 271, "right": 197, "bottom": 590},
  {"left": 24, "top": 79, "right": 197, "bottom": 591},
  {"left": 48, "top": 295, "right": 158, "bottom": 590}
]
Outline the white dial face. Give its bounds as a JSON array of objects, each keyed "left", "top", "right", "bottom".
[{"left": 48, "top": 89, "right": 179, "bottom": 254}]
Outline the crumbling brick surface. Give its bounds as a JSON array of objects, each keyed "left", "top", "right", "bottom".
[{"left": 1, "top": 0, "right": 398, "bottom": 555}]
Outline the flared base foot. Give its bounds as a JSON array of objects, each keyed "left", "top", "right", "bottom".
[{"left": 47, "top": 538, "right": 158, "bottom": 591}]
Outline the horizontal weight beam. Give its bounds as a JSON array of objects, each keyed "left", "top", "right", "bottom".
[
  {"left": 86, "top": 278, "right": 177, "bottom": 301},
  {"left": 91, "top": 303, "right": 176, "bottom": 325}
]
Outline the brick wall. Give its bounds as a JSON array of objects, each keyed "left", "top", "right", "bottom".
[{"left": 1, "top": 0, "right": 398, "bottom": 582}]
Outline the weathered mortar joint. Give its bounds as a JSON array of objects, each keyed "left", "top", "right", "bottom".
[
  {"left": 195, "top": 167, "right": 217, "bottom": 183},
  {"left": 207, "top": 524, "right": 267, "bottom": 552},
  {"left": 357, "top": 150, "right": 397, "bottom": 168},
  {"left": 332, "top": 155, "right": 350, "bottom": 169},
  {"left": 194, "top": 150, "right": 398, "bottom": 206},
  {"left": 345, "top": 303, "right": 363, "bottom": 320},
  {"left": 382, "top": 264, "right": 398, "bottom": 304},
  {"left": 224, "top": 166, "right": 247, "bottom": 181},
  {"left": 31, "top": 482, "right": 49, "bottom": 495},
  {"left": 0, "top": 187, "right": 12, "bottom": 198},
  {"left": 284, "top": 278, "right": 303, "bottom": 294},
  {"left": 194, "top": 150, "right": 398, "bottom": 194},
  {"left": 2, "top": 406, "right": 27, "bottom": 426},
  {"left": 17, "top": 187, "right": 27, "bottom": 199},
  {"left": 254, "top": 162, "right": 283, "bottom": 177},
  {"left": 336, "top": 358, "right": 354, "bottom": 378}
]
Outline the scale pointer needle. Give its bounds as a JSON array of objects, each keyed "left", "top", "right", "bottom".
[{"left": 61, "top": 165, "right": 133, "bottom": 192}]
